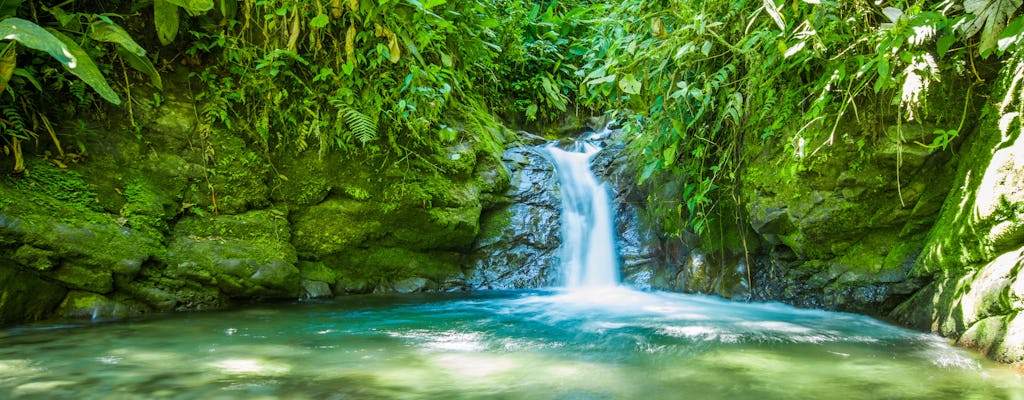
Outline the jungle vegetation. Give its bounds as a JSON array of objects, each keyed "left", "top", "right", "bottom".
[{"left": 0, "top": 0, "right": 1022, "bottom": 237}]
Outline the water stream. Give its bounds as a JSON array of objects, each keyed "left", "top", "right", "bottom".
[
  {"left": 1, "top": 130, "right": 1023, "bottom": 398},
  {"left": 546, "top": 130, "right": 619, "bottom": 288}
]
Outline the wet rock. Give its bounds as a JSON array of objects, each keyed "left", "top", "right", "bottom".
[
  {"left": 301, "top": 280, "right": 333, "bottom": 299},
  {"left": 464, "top": 145, "right": 561, "bottom": 289},
  {"left": 159, "top": 210, "right": 302, "bottom": 302},
  {"left": 55, "top": 291, "right": 140, "bottom": 320}
]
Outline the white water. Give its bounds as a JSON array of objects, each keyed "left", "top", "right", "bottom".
[{"left": 546, "top": 130, "right": 619, "bottom": 289}]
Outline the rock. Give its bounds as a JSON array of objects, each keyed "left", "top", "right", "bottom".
[
  {"left": 55, "top": 291, "right": 139, "bottom": 320},
  {"left": 391, "top": 277, "right": 431, "bottom": 294},
  {"left": 160, "top": 210, "right": 301, "bottom": 301},
  {"left": 301, "top": 280, "right": 333, "bottom": 299},
  {"left": 464, "top": 145, "right": 562, "bottom": 288},
  {"left": 0, "top": 265, "right": 67, "bottom": 325}
]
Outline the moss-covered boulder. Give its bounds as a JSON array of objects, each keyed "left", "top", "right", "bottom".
[
  {"left": 0, "top": 264, "right": 67, "bottom": 325},
  {"left": 55, "top": 291, "right": 142, "bottom": 321},
  {"left": 890, "top": 80, "right": 1024, "bottom": 364},
  {"left": 160, "top": 210, "right": 301, "bottom": 299}
]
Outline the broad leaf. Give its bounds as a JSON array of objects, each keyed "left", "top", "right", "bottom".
[
  {"left": 310, "top": 14, "right": 329, "bottom": 28},
  {"left": 117, "top": 47, "right": 162, "bottom": 90},
  {"left": 997, "top": 15, "right": 1024, "bottom": 52},
  {"left": 0, "top": 18, "right": 119, "bottom": 103},
  {"left": 154, "top": 0, "right": 179, "bottom": 45},
  {"left": 963, "top": 0, "right": 1023, "bottom": 54},
  {"left": 47, "top": 28, "right": 120, "bottom": 104},
  {"left": 89, "top": 21, "right": 146, "bottom": 56},
  {"left": 619, "top": 73, "right": 641, "bottom": 95},
  {"left": 164, "top": 0, "right": 214, "bottom": 15},
  {"left": 219, "top": 0, "right": 237, "bottom": 20}
]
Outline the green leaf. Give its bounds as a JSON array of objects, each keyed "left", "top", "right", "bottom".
[
  {"left": 0, "top": 18, "right": 119, "bottom": 104},
  {"left": 619, "top": 73, "right": 641, "bottom": 95},
  {"left": 164, "top": 0, "right": 214, "bottom": 15},
  {"left": 154, "top": 0, "right": 180, "bottom": 45},
  {"left": 89, "top": 21, "right": 146, "bottom": 57},
  {"left": 310, "top": 14, "right": 329, "bottom": 28},
  {"left": 219, "top": 0, "right": 238, "bottom": 20},
  {"left": 963, "top": 0, "right": 1023, "bottom": 55},
  {"left": 0, "top": 0, "right": 23, "bottom": 18},
  {"left": 117, "top": 47, "right": 162, "bottom": 90},
  {"left": 997, "top": 15, "right": 1024, "bottom": 52},
  {"left": 936, "top": 33, "right": 956, "bottom": 57}
]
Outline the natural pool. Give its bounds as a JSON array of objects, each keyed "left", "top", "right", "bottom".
[{"left": 1, "top": 288, "right": 1022, "bottom": 399}]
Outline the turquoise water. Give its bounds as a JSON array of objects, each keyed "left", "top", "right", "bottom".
[{"left": 1, "top": 288, "right": 1022, "bottom": 399}]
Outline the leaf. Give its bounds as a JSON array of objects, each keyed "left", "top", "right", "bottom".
[
  {"left": 998, "top": 14, "right": 1024, "bottom": 52},
  {"left": 164, "top": 0, "right": 214, "bottom": 15},
  {"left": 118, "top": 47, "right": 162, "bottom": 90},
  {"left": 619, "top": 73, "right": 641, "bottom": 95},
  {"left": 89, "top": 21, "right": 146, "bottom": 57},
  {"left": 0, "top": 18, "right": 119, "bottom": 103},
  {"left": 937, "top": 33, "right": 956, "bottom": 57},
  {"left": 783, "top": 41, "right": 804, "bottom": 58},
  {"left": 310, "top": 14, "right": 329, "bottom": 28},
  {"left": 0, "top": 0, "right": 23, "bottom": 18},
  {"left": 336, "top": 105, "right": 377, "bottom": 144},
  {"left": 0, "top": 47, "right": 14, "bottom": 92},
  {"left": 587, "top": 73, "right": 616, "bottom": 85},
  {"left": 963, "top": 0, "right": 1023, "bottom": 55},
  {"left": 51, "top": 29, "right": 121, "bottom": 104},
  {"left": 219, "top": 0, "right": 237, "bottom": 20},
  {"left": 763, "top": 0, "right": 785, "bottom": 31},
  {"left": 154, "top": 0, "right": 180, "bottom": 45}
]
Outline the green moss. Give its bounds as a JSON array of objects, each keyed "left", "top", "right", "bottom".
[{"left": 0, "top": 265, "right": 68, "bottom": 325}]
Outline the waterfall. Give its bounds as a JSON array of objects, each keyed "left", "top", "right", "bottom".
[{"left": 545, "top": 130, "right": 619, "bottom": 289}]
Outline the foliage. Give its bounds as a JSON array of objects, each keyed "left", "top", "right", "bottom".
[
  {"left": 179, "top": 0, "right": 509, "bottom": 162},
  {"left": 569, "top": 0, "right": 1024, "bottom": 237},
  {"left": 0, "top": 2, "right": 160, "bottom": 173}
]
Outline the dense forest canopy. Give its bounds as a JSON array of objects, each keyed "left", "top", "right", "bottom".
[{"left": 0, "top": 0, "right": 1022, "bottom": 237}]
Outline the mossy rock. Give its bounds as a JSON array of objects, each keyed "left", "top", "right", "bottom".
[
  {"left": 163, "top": 210, "right": 300, "bottom": 299},
  {"left": 332, "top": 247, "right": 462, "bottom": 294},
  {"left": 0, "top": 264, "right": 68, "bottom": 325},
  {"left": 55, "top": 291, "right": 141, "bottom": 320}
]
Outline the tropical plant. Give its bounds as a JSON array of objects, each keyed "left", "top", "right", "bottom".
[{"left": 0, "top": 1, "right": 157, "bottom": 173}]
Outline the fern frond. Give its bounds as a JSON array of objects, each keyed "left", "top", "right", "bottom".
[
  {"left": 333, "top": 103, "right": 377, "bottom": 144},
  {"left": 1, "top": 102, "right": 27, "bottom": 138}
]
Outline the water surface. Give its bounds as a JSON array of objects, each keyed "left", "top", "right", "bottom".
[{"left": 1, "top": 288, "right": 1022, "bottom": 399}]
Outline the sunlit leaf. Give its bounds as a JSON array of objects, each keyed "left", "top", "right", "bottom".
[
  {"left": 0, "top": 18, "right": 119, "bottom": 103},
  {"left": 963, "top": 0, "right": 1023, "bottom": 55},
  {"left": 310, "top": 14, "right": 329, "bottom": 28},
  {"left": 619, "top": 73, "right": 641, "bottom": 95}
]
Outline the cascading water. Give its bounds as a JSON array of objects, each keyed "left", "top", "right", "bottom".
[{"left": 545, "top": 129, "right": 619, "bottom": 289}]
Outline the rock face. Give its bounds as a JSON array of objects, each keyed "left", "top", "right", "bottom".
[
  {"left": 465, "top": 143, "right": 562, "bottom": 288},
  {"left": 890, "top": 99, "right": 1024, "bottom": 366},
  {"left": 0, "top": 81, "right": 510, "bottom": 325}
]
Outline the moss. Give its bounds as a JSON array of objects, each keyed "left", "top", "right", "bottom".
[
  {"left": 333, "top": 247, "right": 461, "bottom": 293},
  {"left": 12, "top": 245, "right": 56, "bottom": 271},
  {"left": 0, "top": 264, "right": 68, "bottom": 325}
]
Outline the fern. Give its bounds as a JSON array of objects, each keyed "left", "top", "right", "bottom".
[
  {"left": 331, "top": 101, "right": 377, "bottom": 144},
  {"left": 1, "top": 102, "right": 26, "bottom": 138}
]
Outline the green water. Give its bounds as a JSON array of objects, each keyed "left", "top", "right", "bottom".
[{"left": 1, "top": 288, "right": 1021, "bottom": 399}]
